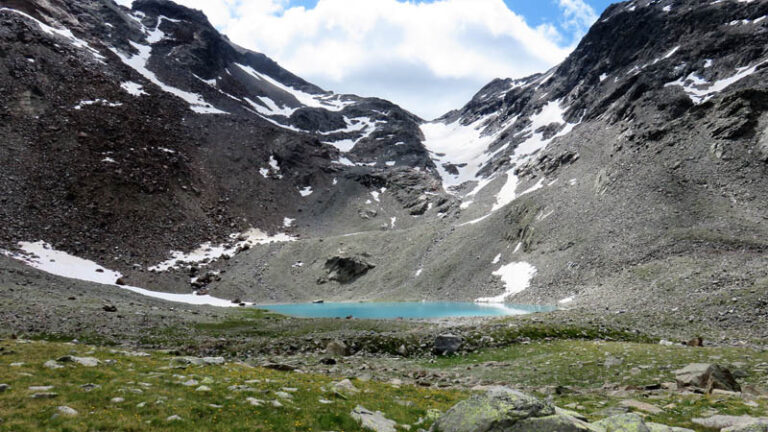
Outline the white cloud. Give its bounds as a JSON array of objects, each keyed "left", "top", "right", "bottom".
[{"left": 135, "top": 0, "right": 597, "bottom": 119}]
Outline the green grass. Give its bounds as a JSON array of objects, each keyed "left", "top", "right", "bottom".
[
  {"left": 0, "top": 339, "right": 465, "bottom": 431},
  {"left": 421, "top": 339, "right": 768, "bottom": 430}
]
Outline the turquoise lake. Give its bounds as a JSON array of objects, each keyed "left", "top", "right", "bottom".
[{"left": 257, "top": 302, "right": 555, "bottom": 319}]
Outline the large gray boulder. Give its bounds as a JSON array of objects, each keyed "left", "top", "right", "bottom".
[
  {"left": 431, "top": 387, "right": 596, "bottom": 432},
  {"left": 434, "top": 334, "right": 463, "bottom": 356},
  {"left": 674, "top": 364, "right": 741, "bottom": 393},
  {"left": 594, "top": 414, "right": 695, "bottom": 432},
  {"left": 351, "top": 405, "right": 397, "bottom": 432}
]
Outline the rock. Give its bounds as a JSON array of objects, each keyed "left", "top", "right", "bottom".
[
  {"left": 57, "top": 356, "right": 100, "bottom": 367},
  {"left": 166, "top": 415, "right": 182, "bottom": 422},
  {"left": 275, "top": 391, "right": 293, "bottom": 400},
  {"left": 724, "top": 424, "right": 768, "bottom": 432},
  {"left": 182, "top": 380, "right": 199, "bottom": 387},
  {"left": 227, "top": 385, "right": 258, "bottom": 392},
  {"left": 0, "top": 384, "right": 9, "bottom": 393},
  {"left": 432, "top": 386, "right": 595, "bottom": 432},
  {"left": 320, "top": 357, "right": 337, "bottom": 365},
  {"left": 693, "top": 415, "right": 768, "bottom": 430},
  {"left": 246, "top": 397, "right": 264, "bottom": 406},
  {"left": 332, "top": 379, "right": 359, "bottom": 395},
  {"left": 195, "top": 385, "right": 211, "bottom": 392},
  {"left": 326, "top": 340, "right": 350, "bottom": 356},
  {"left": 103, "top": 304, "right": 118, "bottom": 312},
  {"left": 44, "top": 360, "right": 64, "bottom": 369},
  {"left": 594, "top": 414, "right": 650, "bottom": 432},
  {"left": 434, "top": 334, "right": 462, "bottom": 356},
  {"left": 686, "top": 337, "right": 703, "bottom": 347},
  {"left": 111, "top": 397, "right": 125, "bottom": 403},
  {"left": 619, "top": 399, "right": 664, "bottom": 414},
  {"left": 646, "top": 423, "right": 695, "bottom": 432},
  {"left": 674, "top": 363, "right": 741, "bottom": 393},
  {"left": 29, "top": 386, "right": 54, "bottom": 391},
  {"left": 351, "top": 405, "right": 397, "bottom": 432},
  {"left": 80, "top": 383, "right": 100, "bottom": 392},
  {"left": 171, "top": 356, "right": 225, "bottom": 367},
  {"left": 30, "top": 393, "right": 58, "bottom": 399},
  {"left": 262, "top": 363, "right": 296, "bottom": 372},
  {"left": 604, "top": 356, "right": 624, "bottom": 368},
  {"left": 56, "top": 406, "right": 78, "bottom": 417},
  {"left": 271, "top": 400, "right": 283, "bottom": 408},
  {"left": 324, "top": 255, "right": 376, "bottom": 284}
]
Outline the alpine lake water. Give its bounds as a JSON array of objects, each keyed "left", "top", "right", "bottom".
[{"left": 256, "top": 301, "right": 556, "bottom": 319}]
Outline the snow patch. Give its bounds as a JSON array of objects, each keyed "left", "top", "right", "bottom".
[
  {"left": 149, "top": 228, "right": 294, "bottom": 272},
  {"left": 283, "top": 218, "right": 295, "bottom": 228},
  {"left": 665, "top": 59, "right": 767, "bottom": 104},
  {"left": 476, "top": 262, "right": 537, "bottom": 303},
  {"left": 120, "top": 81, "right": 147, "bottom": 96},
  {"left": 2, "top": 241, "right": 239, "bottom": 307},
  {"left": 299, "top": 186, "right": 313, "bottom": 197}
]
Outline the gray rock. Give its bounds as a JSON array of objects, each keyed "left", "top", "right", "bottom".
[
  {"left": 171, "top": 356, "right": 226, "bottom": 367},
  {"left": 434, "top": 334, "right": 462, "bottom": 356},
  {"left": 646, "top": 423, "right": 695, "bottom": 432},
  {"left": 30, "top": 393, "right": 58, "bottom": 399},
  {"left": 674, "top": 364, "right": 741, "bottom": 393},
  {"left": 326, "top": 340, "right": 350, "bottom": 356},
  {"left": 166, "top": 415, "right": 182, "bottom": 422},
  {"left": 351, "top": 405, "right": 397, "bottom": 432},
  {"left": 693, "top": 415, "right": 768, "bottom": 430},
  {"left": 195, "top": 385, "right": 211, "bottom": 392},
  {"left": 44, "top": 360, "right": 64, "bottom": 369},
  {"left": 56, "top": 406, "right": 78, "bottom": 417},
  {"left": 724, "top": 424, "right": 768, "bottom": 432},
  {"left": 432, "top": 387, "right": 596, "bottom": 432},
  {"left": 594, "top": 414, "right": 650, "bottom": 432},
  {"left": 57, "top": 356, "right": 100, "bottom": 367},
  {"left": 332, "top": 379, "right": 359, "bottom": 395}
]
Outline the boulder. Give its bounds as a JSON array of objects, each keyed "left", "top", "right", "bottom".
[
  {"left": 57, "top": 356, "right": 100, "bottom": 367},
  {"left": 432, "top": 387, "right": 596, "bottom": 432},
  {"left": 434, "top": 334, "right": 463, "bottom": 356},
  {"left": 693, "top": 415, "right": 768, "bottom": 431},
  {"left": 326, "top": 340, "right": 350, "bottom": 356},
  {"left": 674, "top": 364, "right": 741, "bottom": 393},
  {"left": 594, "top": 414, "right": 650, "bottom": 432},
  {"left": 724, "top": 424, "right": 768, "bottom": 432},
  {"left": 351, "top": 405, "right": 397, "bottom": 432},
  {"left": 332, "top": 379, "right": 359, "bottom": 395}
]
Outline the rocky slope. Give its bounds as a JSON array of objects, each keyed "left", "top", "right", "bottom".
[
  {"left": 0, "top": 0, "right": 767, "bottom": 335},
  {"left": 0, "top": 0, "right": 452, "bottom": 286}
]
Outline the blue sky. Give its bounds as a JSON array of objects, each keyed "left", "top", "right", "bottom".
[{"left": 167, "top": 0, "right": 619, "bottom": 119}]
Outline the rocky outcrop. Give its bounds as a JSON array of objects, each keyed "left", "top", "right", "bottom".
[
  {"left": 322, "top": 255, "right": 376, "bottom": 284},
  {"left": 433, "top": 389, "right": 694, "bottom": 432},
  {"left": 674, "top": 364, "right": 741, "bottom": 393}
]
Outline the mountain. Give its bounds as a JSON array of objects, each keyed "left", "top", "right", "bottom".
[
  {"left": 0, "top": 0, "right": 453, "bottom": 290},
  {"left": 1, "top": 0, "right": 767, "bottom": 334}
]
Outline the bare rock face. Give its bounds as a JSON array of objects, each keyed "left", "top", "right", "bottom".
[{"left": 323, "top": 255, "right": 375, "bottom": 284}]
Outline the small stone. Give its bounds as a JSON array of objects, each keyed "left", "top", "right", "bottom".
[
  {"left": 29, "top": 386, "right": 54, "bottom": 392},
  {"left": 111, "top": 397, "right": 125, "bottom": 403},
  {"left": 56, "top": 406, "right": 78, "bottom": 417},
  {"left": 80, "top": 383, "right": 101, "bottom": 392},
  {"left": 271, "top": 400, "right": 283, "bottom": 408},
  {"left": 195, "top": 386, "right": 211, "bottom": 392},
  {"left": 30, "top": 393, "right": 58, "bottom": 399},
  {"left": 275, "top": 391, "right": 293, "bottom": 400},
  {"left": 181, "top": 380, "right": 199, "bottom": 387},
  {"left": 44, "top": 360, "right": 64, "bottom": 369},
  {"left": 332, "top": 379, "right": 359, "bottom": 394},
  {"left": 166, "top": 415, "right": 182, "bottom": 422},
  {"left": 246, "top": 397, "right": 264, "bottom": 406},
  {"left": 10, "top": 362, "right": 24, "bottom": 367},
  {"left": 620, "top": 399, "right": 664, "bottom": 414}
]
